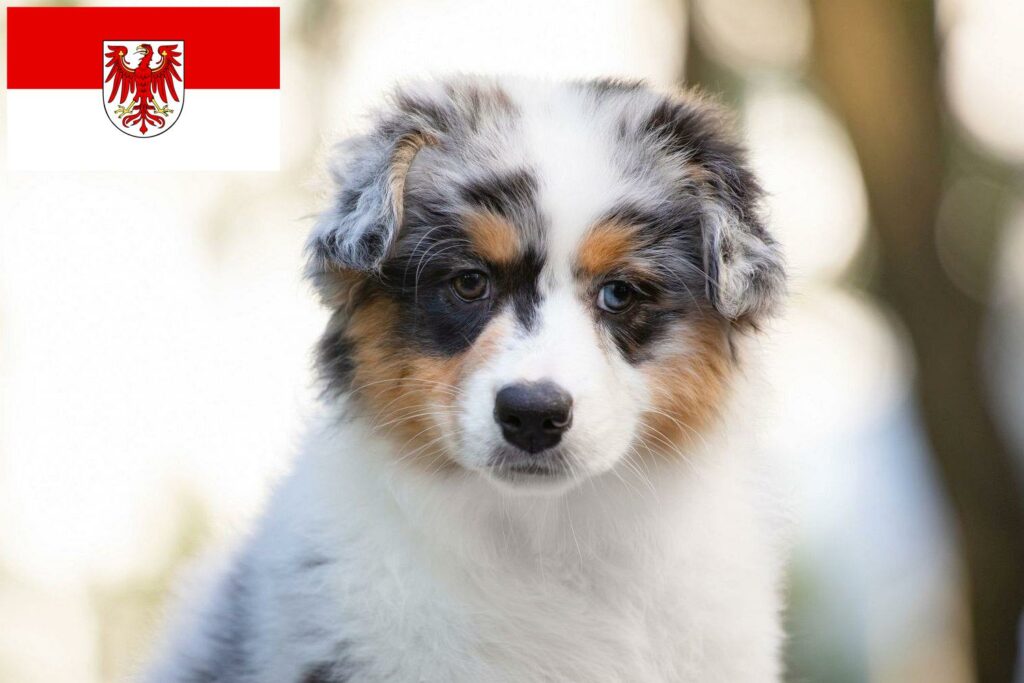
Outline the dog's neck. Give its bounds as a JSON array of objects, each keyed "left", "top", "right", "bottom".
[{"left": 301, "top": 407, "right": 753, "bottom": 579}]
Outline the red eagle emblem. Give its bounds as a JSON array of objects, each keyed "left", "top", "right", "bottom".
[{"left": 103, "top": 41, "right": 184, "bottom": 137}]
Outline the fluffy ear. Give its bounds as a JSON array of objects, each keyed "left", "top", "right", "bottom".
[
  {"left": 305, "top": 120, "right": 437, "bottom": 293},
  {"left": 701, "top": 203, "right": 785, "bottom": 324},
  {"left": 642, "top": 91, "right": 785, "bottom": 325}
]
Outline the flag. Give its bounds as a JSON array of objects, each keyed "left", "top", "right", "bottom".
[{"left": 6, "top": 6, "right": 280, "bottom": 170}]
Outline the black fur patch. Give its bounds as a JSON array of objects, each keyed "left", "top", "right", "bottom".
[
  {"left": 176, "top": 569, "right": 256, "bottom": 683},
  {"left": 461, "top": 172, "right": 526, "bottom": 215},
  {"left": 391, "top": 92, "right": 455, "bottom": 135},
  {"left": 316, "top": 315, "right": 356, "bottom": 398},
  {"left": 504, "top": 245, "right": 545, "bottom": 332},
  {"left": 577, "top": 76, "right": 646, "bottom": 97},
  {"left": 301, "top": 657, "right": 357, "bottom": 683}
]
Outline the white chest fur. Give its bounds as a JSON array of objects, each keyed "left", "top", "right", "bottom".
[{"left": 186, "top": 416, "right": 787, "bottom": 683}]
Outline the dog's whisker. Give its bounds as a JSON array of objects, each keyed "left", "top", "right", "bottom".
[
  {"left": 347, "top": 377, "right": 465, "bottom": 397},
  {"left": 371, "top": 408, "right": 460, "bottom": 434}
]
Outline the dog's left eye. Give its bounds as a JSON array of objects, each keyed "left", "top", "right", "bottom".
[
  {"left": 451, "top": 271, "right": 490, "bottom": 301},
  {"left": 597, "top": 281, "right": 636, "bottom": 313}
]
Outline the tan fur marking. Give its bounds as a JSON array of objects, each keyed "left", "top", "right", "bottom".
[
  {"left": 576, "top": 220, "right": 638, "bottom": 276},
  {"left": 317, "top": 268, "right": 368, "bottom": 310},
  {"left": 467, "top": 212, "right": 520, "bottom": 264},
  {"left": 388, "top": 131, "right": 437, "bottom": 229},
  {"left": 638, "top": 317, "right": 732, "bottom": 457},
  {"left": 345, "top": 298, "right": 510, "bottom": 470}
]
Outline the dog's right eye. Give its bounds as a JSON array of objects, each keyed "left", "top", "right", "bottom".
[
  {"left": 451, "top": 271, "right": 490, "bottom": 302},
  {"left": 597, "top": 280, "right": 636, "bottom": 314}
]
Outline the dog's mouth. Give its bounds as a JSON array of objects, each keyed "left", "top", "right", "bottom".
[
  {"left": 487, "top": 446, "right": 570, "bottom": 483},
  {"left": 505, "top": 461, "right": 560, "bottom": 476}
]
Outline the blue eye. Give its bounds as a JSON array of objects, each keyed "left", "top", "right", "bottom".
[
  {"left": 451, "top": 271, "right": 490, "bottom": 301},
  {"left": 598, "top": 281, "right": 635, "bottom": 313}
]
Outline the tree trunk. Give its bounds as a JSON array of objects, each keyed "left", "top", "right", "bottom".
[{"left": 808, "top": 2, "right": 1024, "bottom": 681}]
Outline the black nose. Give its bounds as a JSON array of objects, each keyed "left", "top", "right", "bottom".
[{"left": 494, "top": 381, "right": 573, "bottom": 453}]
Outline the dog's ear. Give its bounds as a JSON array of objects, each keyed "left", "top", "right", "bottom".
[
  {"left": 700, "top": 201, "right": 785, "bottom": 325},
  {"left": 644, "top": 92, "right": 786, "bottom": 326},
  {"left": 306, "top": 129, "right": 436, "bottom": 282},
  {"left": 306, "top": 91, "right": 443, "bottom": 299}
]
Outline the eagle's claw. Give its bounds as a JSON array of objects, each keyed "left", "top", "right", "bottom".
[{"left": 114, "top": 101, "right": 136, "bottom": 118}]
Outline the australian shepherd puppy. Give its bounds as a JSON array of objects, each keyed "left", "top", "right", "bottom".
[{"left": 145, "top": 76, "right": 787, "bottom": 683}]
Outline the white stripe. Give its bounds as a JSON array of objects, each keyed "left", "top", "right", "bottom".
[{"left": 6, "top": 89, "right": 279, "bottom": 171}]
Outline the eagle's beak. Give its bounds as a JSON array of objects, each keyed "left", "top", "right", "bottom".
[{"left": 134, "top": 46, "right": 147, "bottom": 55}]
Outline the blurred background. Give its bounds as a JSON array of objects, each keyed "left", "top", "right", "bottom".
[{"left": 2, "top": 0, "right": 1023, "bottom": 681}]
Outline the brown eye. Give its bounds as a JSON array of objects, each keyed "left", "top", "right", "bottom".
[
  {"left": 451, "top": 271, "right": 490, "bottom": 301},
  {"left": 597, "top": 281, "right": 635, "bottom": 313}
]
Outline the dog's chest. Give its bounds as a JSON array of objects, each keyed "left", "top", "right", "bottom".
[
  {"left": 319, "top": 542, "right": 707, "bottom": 683},
  {"left": 260, "top": 437, "right": 783, "bottom": 682}
]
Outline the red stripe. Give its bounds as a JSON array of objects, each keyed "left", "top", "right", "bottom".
[{"left": 7, "top": 6, "right": 279, "bottom": 89}]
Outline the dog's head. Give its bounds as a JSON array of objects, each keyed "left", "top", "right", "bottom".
[{"left": 307, "top": 77, "right": 784, "bottom": 494}]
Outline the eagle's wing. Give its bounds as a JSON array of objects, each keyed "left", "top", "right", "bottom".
[
  {"left": 151, "top": 44, "right": 183, "bottom": 103},
  {"left": 104, "top": 45, "right": 136, "bottom": 104}
]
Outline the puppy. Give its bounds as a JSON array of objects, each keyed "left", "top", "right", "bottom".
[{"left": 144, "top": 76, "right": 787, "bottom": 683}]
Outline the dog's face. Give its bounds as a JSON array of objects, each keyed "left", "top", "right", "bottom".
[{"left": 308, "top": 78, "right": 783, "bottom": 494}]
